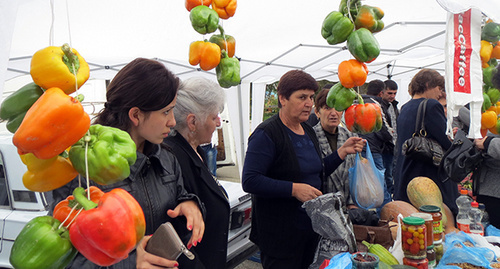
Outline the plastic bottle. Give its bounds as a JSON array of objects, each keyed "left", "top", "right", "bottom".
[
  {"left": 478, "top": 203, "right": 490, "bottom": 230},
  {"left": 456, "top": 189, "right": 472, "bottom": 233},
  {"left": 469, "top": 201, "right": 484, "bottom": 236}
]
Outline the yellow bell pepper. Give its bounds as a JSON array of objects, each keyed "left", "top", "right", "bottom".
[
  {"left": 30, "top": 43, "right": 90, "bottom": 95},
  {"left": 20, "top": 152, "right": 79, "bottom": 192},
  {"left": 212, "top": 0, "right": 237, "bottom": 20},
  {"left": 189, "top": 41, "right": 221, "bottom": 71},
  {"left": 481, "top": 40, "right": 493, "bottom": 68}
]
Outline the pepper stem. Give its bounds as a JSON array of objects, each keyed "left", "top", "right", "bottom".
[
  {"left": 73, "top": 187, "right": 98, "bottom": 210},
  {"left": 61, "top": 43, "right": 80, "bottom": 75}
]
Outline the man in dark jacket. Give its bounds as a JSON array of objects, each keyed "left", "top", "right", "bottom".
[
  {"left": 359, "top": 80, "right": 393, "bottom": 212},
  {"left": 379, "top": 79, "right": 399, "bottom": 196}
]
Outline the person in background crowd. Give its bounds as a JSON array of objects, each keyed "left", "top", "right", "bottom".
[
  {"left": 359, "top": 79, "right": 393, "bottom": 213},
  {"left": 380, "top": 79, "right": 399, "bottom": 196},
  {"left": 200, "top": 127, "right": 219, "bottom": 176},
  {"left": 438, "top": 90, "right": 447, "bottom": 117},
  {"left": 164, "top": 77, "right": 229, "bottom": 269},
  {"left": 242, "top": 70, "right": 365, "bottom": 269},
  {"left": 393, "top": 68, "right": 459, "bottom": 216},
  {"left": 472, "top": 65, "right": 500, "bottom": 229},
  {"left": 51, "top": 58, "right": 205, "bottom": 268},
  {"left": 313, "top": 88, "right": 378, "bottom": 225}
]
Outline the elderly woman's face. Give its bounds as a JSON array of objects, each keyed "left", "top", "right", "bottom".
[
  {"left": 279, "top": 89, "right": 315, "bottom": 123},
  {"left": 316, "top": 105, "right": 343, "bottom": 132}
]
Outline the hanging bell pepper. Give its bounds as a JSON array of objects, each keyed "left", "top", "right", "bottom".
[
  {"left": 347, "top": 28, "right": 380, "bottom": 63},
  {"left": 190, "top": 5, "right": 220, "bottom": 34},
  {"left": 189, "top": 40, "right": 221, "bottom": 71},
  {"left": 321, "top": 11, "right": 355, "bottom": 45},
  {"left": 0, "top": 82, "right": 44, "bottom": 133},
  {"left": 354, "top": 5, "right": 384, "bottom": 33},
  {"left": 53, "top": 186, "right": 104, "bottom": 229},
  {"left": 338, "top": 59, "right": 368, "bottom": 88},
  {"left": 30, "top": 43, "right": 90, "bottom": 95},
  {"left": 326, "top": 83, "right": 357, "bottom": 111},
  {"left": 69, "top": 124, "right": 137, "bottom": 185},
  {"left": 483, "top": 92, "right": 493, "bottom": 113},
  {"left": 13, "top": 87, "right": 90, "bottom": 160},
  {"left": 69, "top": 187, "right": 146, "bottom": 266},
  {"left": 486, "top": 87, "right": 500, "bottom": 104},
  {"left": 483, "top": 65, "right": 498, "bottom": 88},
  {"left": 345, "top": 99, "right": 383, "bottom": 134},
  {"left": 481, "top": 40, "right": 493, "bottom": 68},
  {"left": 212, "top": 0, "right": 237, "bottom": 20},
  {"left": 21, "top": 152, "right": 79, "bottom": 192},
  {"left": 481, "top": 110, "right": 497, "bottom": 129},
  {"left": 209, "top": 27, "right": 236, "bottom": 57},
  {"left": 216, "top": 50, "right": 241, "bottom": 88},
  {"left": 492, "top": 41, "right": 500, "bottom": 59},
  {"left": 481, "top": 21, "right": 500, "bottom": 43},
  {"left": 185, "top": 0, "right": 211, "bottom": 12},
  {"left": 9, "top": 216, "right": 78, "bottom": 269},
  {"left": 339, "top": 0, "right": 360, "bottom": 19}
]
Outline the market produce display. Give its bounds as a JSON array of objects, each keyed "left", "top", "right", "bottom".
[
  {"left": 186, "top": 0, "right": 240, "bottom": 88},
  {"left": 480, "top": 20, "right": 500, "bottom": 134},
  {"left": 321, "top": 0, "right": 384, "bottom": 135},
  {"left": 1, "top": 44, "right": 146, "bottom": 268}
]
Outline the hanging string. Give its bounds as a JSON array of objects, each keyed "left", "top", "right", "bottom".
[
  {"left": 49, "top": 0, "right": 55, "bottom": 46},
  {"left": 65, "top": 0, "right": 73, "bottom": 47},
  {"left": 84, "top": 133, "right": 91, "bottom": 200}
]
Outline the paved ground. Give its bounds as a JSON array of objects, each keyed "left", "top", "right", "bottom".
[{"left": 217, "top": 165, "right": 263, "bottom": 269}]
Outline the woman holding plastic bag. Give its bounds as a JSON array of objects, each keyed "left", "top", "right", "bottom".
[
  {"left": 242, "top": 70, "right": 365, "bottom": 269},
  {"left": 393, "top": 69, "right": 459, "bottom": 216}
]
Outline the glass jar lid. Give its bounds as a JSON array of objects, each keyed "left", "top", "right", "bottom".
[
  {"left": 403, "top": 216, "right": 425, "bottom": 225},
  {"left": 419, "top": 205, "right": 441, "bottom": 213}
]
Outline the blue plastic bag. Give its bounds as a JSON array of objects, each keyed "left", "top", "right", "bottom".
[
  {"left": 325, "top": 252, "right": 352, "bottom": 269},
  {"left": 437, "top": 241, "right": 495, "bottom": 268},
  {"left": 349, "top": 143, "right": 385, "bottom": 209}
]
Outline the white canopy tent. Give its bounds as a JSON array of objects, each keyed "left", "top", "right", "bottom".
[{"left": 1, "top": 0, "right": 499, "bottom": 176}]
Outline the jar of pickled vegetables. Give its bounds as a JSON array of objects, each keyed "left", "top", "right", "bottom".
[
  {"left": 402, "top": 216, "right": 427, "bottom": 259},
  {"left": 403, "top": 257, "right": 429, "bottom": 269},
  {"left": 419, "top": 205, "right": 443, "bottom": 244},
  {"left": 426, "top": 246, "right": 436, "bottom": 268},
  {"left": 434, "top": 242, "right": 444, "bottom": 263},
  {"left": 411, "top": 212, "right": 434, "bottom": 248}
]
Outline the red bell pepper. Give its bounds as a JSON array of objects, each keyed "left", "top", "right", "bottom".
[
  {"left": 345, "top": 101, "right": 383, "bottom": 134},
  {"left": 69, "top": 187, "right": 146, "bottom": 266}
]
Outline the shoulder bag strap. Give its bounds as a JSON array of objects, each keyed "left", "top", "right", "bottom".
[{"left": 414, "top": 99, "right": 428, "bottom": 135}]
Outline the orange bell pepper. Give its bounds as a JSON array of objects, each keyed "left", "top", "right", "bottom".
[
  {"left": 492, "top": 41, "right": 500, "bottom": 59},
  {"left": 12, "top": 87, "right": 90, "bottom": 159},
  {"left": 212, "top": 0, "right": 237, "bottom": 19},
  {"left": 481, "top": 110, "right": 497, "bottom": 129},
  {"left": 185, "top": 0, "right": 211, "bottom": 11},
  {"left": 189, "top": 40, "right": 221, "bottom": 71},
  {"left": 53, "top": 186, "right": 104, "bottom": 229},
  {"left": 338, "top": 59, "right": 368, "bottom": 88},
  {"left": 69, "top": 187, "right": 146, "bottom": 266},
  {"left": 30, "top": 44, "right": 90, "bottom": 95},
  {"left": 20, "top": 152, "right": 79, "bottom": 192}
]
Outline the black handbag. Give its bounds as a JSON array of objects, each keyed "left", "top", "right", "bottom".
[
  {"left": 401, "top": 99, "right": 444, "bottom": 166},
  {"left": 439, "top": 129, "right": 483, "bottom": 183}
]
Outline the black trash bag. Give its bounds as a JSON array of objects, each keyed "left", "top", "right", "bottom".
[{"left": 303, "top": 192, "right": 357, "bottom": 269}]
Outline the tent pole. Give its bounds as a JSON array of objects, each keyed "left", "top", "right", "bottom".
[{"left": 237, "top": 83, "right": 246, "bottom": 176}]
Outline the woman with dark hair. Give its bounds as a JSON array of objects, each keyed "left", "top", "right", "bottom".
[
  {"left": 393, "top": 68, "right": 459, "bottom": 215},
  {"left": 164, "top": 77, "right": 229, "bottom": 269},
  {"left": 52, "top": 58, "right": 205, "bottom": 268},
  {"left": 242, "top": 70, "right": 365, "bottom": 269}
]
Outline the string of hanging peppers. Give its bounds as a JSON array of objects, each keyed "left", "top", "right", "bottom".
[
  {"left": 186, "top": 0, "right": 241, "bottom": 88},
  {"left": 321, "top": 0, "right": 384, "bottom": 135}
]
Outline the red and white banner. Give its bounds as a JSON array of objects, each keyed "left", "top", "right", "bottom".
[{"left": 444, "top": 8, "right": 482, "bottom": 138}]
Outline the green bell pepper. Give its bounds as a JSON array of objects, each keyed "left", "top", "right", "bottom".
[
  {"left": 339, "top": 0, "right": 360, "bottom": 19},
  {"left": 483, "top": 92, "right": 492, "bottom": 112},
  {"left": 487, "top": 87, "right": 500, "bottom": 104},
  {"left": 0, "top": 82, "right": 44, "bottom": 133},
  {"left": 69, "top": 124, "right": 137, "bottom": 185},
  {"left": 482, "top": 22, "right": 500, "bottom": 43},
  {"left": 326, "top": 83, "right": 357, "bottom": 111},
  {"left": 216, "top": 51, "right": 241, "bottom": 88},
  {"left": 321, "top": 11, "right": 354, "bottom": 45},
  {"left": 9, "top": 216, "right": 77, "bottom": 269},
  {"left": 190, "top": 5, "right": 220, "bottom": 35},
  {"left": 347, "top": 28, "right": 381, "bottom": 63},
  {"left": 484, "top": 65, "right": 498, "bottom": 88},
  {"left": 355, "top": 5, "right": 384, "bottom": 33}
]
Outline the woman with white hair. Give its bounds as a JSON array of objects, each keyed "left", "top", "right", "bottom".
[{"left": 164, "top": 77, "right": 230, "bottom": 269}]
